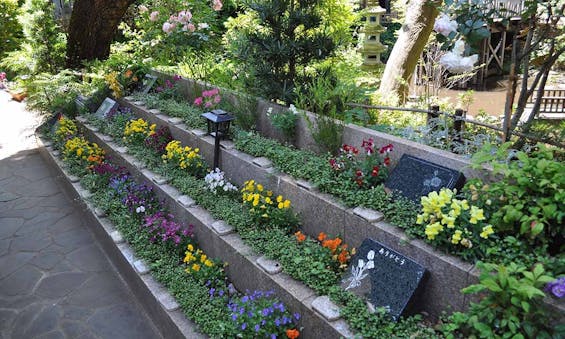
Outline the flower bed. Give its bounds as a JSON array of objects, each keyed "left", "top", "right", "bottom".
[
  {"left": 73, "top": 114, "right": 443, "bottom": 337},
  {"left": 113, "top": 96, "right": 564, "bottom": 320},
  {"left": 38, "top": 122, "right": 307, "bottom": 338}
]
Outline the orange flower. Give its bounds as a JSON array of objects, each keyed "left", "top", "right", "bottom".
[
  {"left": 338, "top": 250, "right": 348, "bottom": 264},
  {"left": 286, "top": 328, "right": 300, "bottom": 339},
  {"left": 317, "top": 232, "right": 326, "bottom": 242},
  {"left": 125, "top": 69, "right": 133, "bottom": 78},
  {"left": 294, "top": 231, "right": 306, "bottom": 243},
  {"left": 322, "top": 238, "right": 342, "bottom": 253}
]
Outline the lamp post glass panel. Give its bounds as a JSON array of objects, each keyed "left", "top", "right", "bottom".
[{"left": 201, "top": 109, "right": 235, "bottom": 169}]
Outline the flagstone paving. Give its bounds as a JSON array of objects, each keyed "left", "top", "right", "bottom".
[{"left": 0, "top": 91, "right": 163, "bottom": 339}]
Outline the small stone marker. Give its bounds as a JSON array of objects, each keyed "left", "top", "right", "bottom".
[
  {"left": 94, "top": 97, "right": 119, "bottom": 119},
  {"left": 141, "top": 74, "right": 158, "bottom": 94},
  {"left": 341, "top": 238, "right": 425, "bottom": 321},
  {"left": 47, "top": 112, "right": 63, "bottom": 135},
  {"left": 384, "top": 154, "right": 465, "bottom": 203},
  {"left": 75, "top": 94, "right": 88, "bottom": 113}
]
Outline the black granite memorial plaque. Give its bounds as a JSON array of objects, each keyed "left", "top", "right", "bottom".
[
  {"left": 94, "top": 97, "right": 118, "bottom": 119},
  {"left": 341, "top": 238, "right": 425, "bottom": 321},
  {"left": 384, "top": 154, "right": 465, "bottom": 203}
]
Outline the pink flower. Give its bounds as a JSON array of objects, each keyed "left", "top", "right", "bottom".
[
  {"left": 209, "top": 88, "right": 219, "bottom": 96},
  {"left": 162, "top": 22, "right": 174, "bottom": 34},
  {"left": 177, "top": 10, "right": 192, "bottom": 23},
  {"left": 213, "top": 95, "right": 221, "bottom": 104},
  {"left": 204, "top": 101, "right": 212, "bottom": 108},
  {"left": 187, "top": 23, "right": 196, "bottom": 32},
  {"left": 138, "top": 5, "right": 148, "bottom": 13},
  {"left": 149, "top": 11, "right": 159, "bottom": 22},
  {"left": 194, "top": 97, "right": 203, "bottom": 106},
  {"left": 212, "top": 0, "right": 223, "bottom": 11}
]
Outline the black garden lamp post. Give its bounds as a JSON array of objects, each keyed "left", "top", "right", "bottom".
[{"left": 201, "top": 109, "right": 235, "bottom": 169}]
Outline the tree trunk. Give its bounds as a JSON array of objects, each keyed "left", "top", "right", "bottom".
[
  {"left": 379, "top": 0, "right": 441, "bottom": 103},
  {"left": 66, "top": 0, "right": 136, "bottom": 68}
]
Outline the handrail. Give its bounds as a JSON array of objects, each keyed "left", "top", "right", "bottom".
[{"left": 346, "top": 102, "right": 565, "bottom": 149}]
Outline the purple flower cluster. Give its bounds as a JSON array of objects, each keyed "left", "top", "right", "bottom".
[
  {"left": 545, "top": 277, "right": 565, "bottom": 298},
  {"left": 143, "top": 211, "right": 193, "bottom": 245},
  {"left": 155, "top": 75, "right": 181, "bottom": 94},
  {"left": 145, "top": 125, "right": 173, "bottom": 154},
  {"left": 123, "top": 182, "right": 162, "bottom": 216},
  {"left": 227, "top": 290, "right": 299, "bottom": 337}
]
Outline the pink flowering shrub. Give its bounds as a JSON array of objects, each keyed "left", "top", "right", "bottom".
[
  {"left": 193, "top": 88, "right": 221, "bottom": 109},
  {"left": 135, "top": 1, "right": 224, "bottom": 63}
]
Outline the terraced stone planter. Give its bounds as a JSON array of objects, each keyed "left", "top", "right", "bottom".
[
  {"left": 72, "top": 121, "right": 355, "bottom": 338},
  {"left": 116, "top": 98, "right": 476, "bottom": 318},
  {"left": 116, "top": 97, "right": 565, "bottom": 320}
]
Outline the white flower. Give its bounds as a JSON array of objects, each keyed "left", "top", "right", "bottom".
[
  {"left": 136, "top": 206, "right": 146, "bottom": 213},
  {"left": 198, "top": 22, "right": 209, "bottom": 30},
  {"left": 439, "top": 39, "right": 479, "bottom": 74},
  {"left": 434, "top": 13, "right": 458, "bottom": 37},
  {"left": 138, "top": 5, "right": 148, "bottom": 13}
]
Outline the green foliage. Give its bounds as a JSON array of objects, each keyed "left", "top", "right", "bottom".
[
  {"left": 443, "top": 262, "right": 564, "bottom": 339},
  {"left": 468, "top": 143, "right": 565, "bottom": 254},
  {"left": 0, "top": 0, "right": 23, "bottom": 60},
  {"left": 267, "top": 105, "right": 299, "bottom": 142},
  {"left": 23, "top": 71, "right": 81, "bottom": 116},
  {"left": 225, "top": 0, "right": 338, "bottom": 103},
  {"left": 19, "top": 0, "right": 66, "bottom": 74}
]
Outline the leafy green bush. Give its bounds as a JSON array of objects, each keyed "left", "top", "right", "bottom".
[
  {"left": 443, "top": 262, "right": 564, "bottom": 338},
  {"left": 468, "top": 143, "right": 565, "bottom": 254},
  {"left": 0, "top": 0, "right": 23, "bottom": 61},
  {"left": 225, "top": 0, "right": 340, "bottom": 103}
]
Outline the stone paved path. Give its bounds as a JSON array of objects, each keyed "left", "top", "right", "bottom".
[{"left": 0, "top": 90, "right": 162, "bottom": 339}]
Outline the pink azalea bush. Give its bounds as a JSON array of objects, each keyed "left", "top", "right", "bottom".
[{"left": 194, "top": 88, "right": 221, "bottom": 109}]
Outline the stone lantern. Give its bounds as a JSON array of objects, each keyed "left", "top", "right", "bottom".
[{"left": 360, "top": 5, "right": 387, "bottom": 71}]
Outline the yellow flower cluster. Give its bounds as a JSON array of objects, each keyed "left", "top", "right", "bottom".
[
  {"left": 105, "top": 71, "right": 123, "bottom": 98},
  {"left": 183, "top": 243, "right": 214, "bottom": 274},
  {"left": 123, "top": 118, "right": 156, "bottom": 144},
  {"left": 63, "top": 136, "right": 105, "bottom": 167},
  {"left": 416, "top": 188, "right": 493, "bottom": 250},
  {"left": 54, "top": 116, "right": 77, "bottom": 144},
  {"left": 161, "top": 140, "right": 203, "bottom": 172},
  {"left": 242, "top": 180, "right": 291, "bottom": 211}
]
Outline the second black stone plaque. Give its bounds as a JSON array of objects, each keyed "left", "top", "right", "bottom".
[{"left": 384, "top": 154, "right": 466, "bottom": 203}]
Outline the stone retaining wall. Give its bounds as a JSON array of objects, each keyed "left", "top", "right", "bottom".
[
  {"left": 118, "top": 98, "right": 476, "bottom": 318},
  {"left": 75, "top": 120, "right": 354, "bottom": 338}
]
